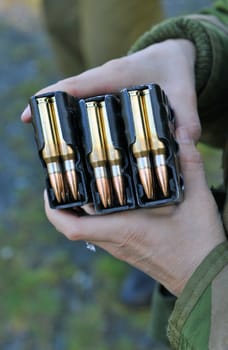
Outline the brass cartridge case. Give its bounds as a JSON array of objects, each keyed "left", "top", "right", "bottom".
[
  {"left": 85, "top": 101, "right": 112, "bottom": 208},
  {"left": 99, "top": 101, "right": 125, "bottom": 206},
  {"left": 48, "top": 97, "right": 78, "bottom": 201},
  {"left": 128, "top": 90, "right": 154, "bottom": 199},
  {"left": 141, "top": 89, "right": 169, "bottom": 197},
  {"left": 36, "top": 97, "right": 65, "bottom": 203}
]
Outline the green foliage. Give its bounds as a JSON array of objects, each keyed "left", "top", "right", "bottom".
[{"left": 198, "top": 143, "right": 223, "bottom": 187}]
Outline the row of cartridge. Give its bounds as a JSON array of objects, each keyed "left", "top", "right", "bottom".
[{"left": 30, "top": 84, "right": 183, "bottom": 214}]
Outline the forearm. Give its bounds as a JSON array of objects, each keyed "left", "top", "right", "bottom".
[{"left": 201, "top": 0, "right": 228, "bottom": 24}]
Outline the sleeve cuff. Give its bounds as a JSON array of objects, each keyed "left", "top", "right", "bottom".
[
  {"left": 129, "top": 16, "right": 212, "bottom": 94},
  {"left": 129, "top": 15, "right": 228, "bottom": 148},
  {"left": 167, "top": 241, "right": 228, "bottom": 349}
]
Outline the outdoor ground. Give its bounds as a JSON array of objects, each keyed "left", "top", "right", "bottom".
[{"left": 0, "top": 1, "right": 221, "bottom": 349}]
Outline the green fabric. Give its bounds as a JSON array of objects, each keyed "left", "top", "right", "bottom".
[
  {"left": 179, "top": 286, "right": 211, "bottom": 350},
  {"left": 197, "top": 20, "right": 228, "bottom": 149},
  {"left": 130, "top": 13, "right": 228, "bottom": 149},
  {"left": 130, "top": 2, "right": 228, "bottom": 348},
  {"left": 168, "top": 241, "right": 228, "bottom": 349},
  {"left": 202, "top": 0, "right": 228, "bottom": 24},
  {"left": 130, "top": 17, "right": 212, "bottom": 95}
]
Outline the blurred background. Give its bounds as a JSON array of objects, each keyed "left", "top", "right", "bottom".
[{"left": 0, "top": 0, "right": 221, "bottom": 349}]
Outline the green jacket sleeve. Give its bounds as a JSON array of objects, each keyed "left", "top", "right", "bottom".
[
  {"left": 130, "top": 0, "right": 228, "bottom": 149},
  {"left": 168, "top": 241, "right": 228, "bottom": 350},
  {"left": 129, "top": 1, "right": 228, "bottom": 349}
]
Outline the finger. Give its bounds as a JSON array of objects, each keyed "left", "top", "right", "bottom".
[
  {"left": 21, "top": 56, "right": 134, "bottom": 123},
  {"left": 44, "top": 190, "right": 85, "bottom": 239},
  {"left": 80, "top": 203, "right": 96, "bottom": 215},
  {"left": 168, "top": 90, "right": 201, "bottom": 142},
  {"left": 162, "top": 40, "right": 201, "bottom": 142},
  {"left": 44, "top": 190, "right": 128, "bottom": 242},
  {"left": 176, "top": 127, "right": 207, "bottom": 196},
  {"left": 21, "top": 82, "right": 60, "bottom": 123},
  {"left": 44, "top": 189, "right": 150, "bottom": 244}
]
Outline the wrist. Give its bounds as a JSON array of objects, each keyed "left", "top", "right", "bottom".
[{"left": 172, "top": 227, "right": 226, "bottom": 296}]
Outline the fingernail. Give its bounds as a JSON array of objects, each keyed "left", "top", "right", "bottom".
[
  {"left": 177, "top": 127, "right": 193, "bottom": 144},
  {"left": 21, "top": 105, "right": 30, "bottom": 121}
]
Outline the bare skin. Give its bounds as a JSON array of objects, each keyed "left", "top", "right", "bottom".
[{"left": 22, "top": 39, "right": 226, "bottom": 296}]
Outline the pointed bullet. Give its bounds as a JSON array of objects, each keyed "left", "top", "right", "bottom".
[
  {"left": 111, "top": 165, "right": 125, "bottom": 206},
  {"left": 96, "top": 177, "right": 112, "bottom": 208},
  {"left": 63, "top": 159, "right": 78, "bottom": 200},
  {"left": 99, "top": 101, "right": 125, "bottom": 206},
  {"left": 49, "top": 97, "right": 78, "bottom": 201},
  {"left": 136, "top": 156, "right": 154, "bottom": 199},
  {"left": 141, "top": 89, "right": 169, "bottom": 197},
  {"left": 48, "top": 162, "right": 65, "bottom": 203},
  {"left": 94, "top": 166, "right": 112, "bottom": 208},
  {"left": 85, "top": 101, "right": 113, "bottom": 208},
  {"left": 154, "top": 154, "right": 169, "bottom": 197},
  {"left": 128, "top": 90, "right": 154, "bottom": 199},
  {"left": 156, "top": 165, "right": 169, "bottom": 197},
  {"left": 36, "top": 97, "right": 65, "bottom": 203}
]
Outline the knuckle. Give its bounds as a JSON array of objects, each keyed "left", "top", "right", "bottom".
[
  {"left": 65, "top": 226, "right": 84, "bottom": 241},
  {"left": 184, "top": 146, "right": 203, "bottom": 164},
  {"left": 102, "top": 57, "right": 123, "bottom": 70},
  {"left": 190, "top": 147, "right": 203, "bottom": 164},
  {"left": 188, "top": 122, "right": 202, "bottom": 142},
  {"left": 102, "top": 57, "right": 129, "bottom": 78},
  {"left": 65, "top": 229, "right": 77, "bottom": 241}
]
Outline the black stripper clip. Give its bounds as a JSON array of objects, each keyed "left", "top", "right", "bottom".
[
  {"left": 120, "top": 84, "right": 183, "bottom": 208},
  {"left": 30, "top": 85, "right": 183, "bottom": 214},
  {"left": 79, "top": 94, "right": 135, "bottom": 213},
  {"left": 30, "top": 91, "right": 88, "bottom": 208}
]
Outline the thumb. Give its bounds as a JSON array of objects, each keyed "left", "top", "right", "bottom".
[{"left": 176, "top": 127, "right": 207, "bottom": 196}]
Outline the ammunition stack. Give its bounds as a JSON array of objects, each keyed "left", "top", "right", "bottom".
[
  {"left": 30, "top": 91, "right": 87, "bottom": 208},
  {"left": 30, "top": 84, "right": 183, "bottom": 214}
]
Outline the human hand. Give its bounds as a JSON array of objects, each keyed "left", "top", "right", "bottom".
[
  {"left": 22, "top": 39, "right": 226, "bottom": 296},
  {"left": 44, "top": 126, "right": 226, "bottom": 296},
  {"left": 21, "top": 39, "right": 201, "bottom": 141}
]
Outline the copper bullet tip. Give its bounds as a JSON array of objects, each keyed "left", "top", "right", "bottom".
[
  {"left": 96, "top": 177, "right": 112, "bottom": 208},
  {"left": 94, "top": 166, "right": 112, "bottom": 208},
  {"left": 137, "top": 156, "right": 154, "bottom": 199},
  {"left": 65, "top": 170, "right": 78, "bottom": 200},
  {"left": 49, "top": 173, "right": 65, "bottom": 203},
  {"left": 154, "top": 154, "right": 169, "bottom": 197},
  {"left": 110, "top": 165, "right": 125, "bottom": 206},
  {"left": 112, "top": 175, "right": 125, "bottom": 206},
  {"left": 138, "top": 168, "right": 154, "bottom": 199},
  {"left": 156, "top": 165, "right": 169, "bottom": 197},
  {"left": 64, "top": 160, "right": 78, "bottom": 200}
]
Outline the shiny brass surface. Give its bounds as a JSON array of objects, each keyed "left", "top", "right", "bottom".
[
  {"left": 128, "top": 90, "right": 154, "bottom": 199},
  {"left": 86, "top": 101, "right": 112, "bottom": 208},
  {"left": 37, "top": 97, "right": 65, "bottom": 202},
  {"left": 99, "top": 101, "right": 125, "bottom": 205},
  {"left": 141, "top": 89, "right": 169, "bottom": 197},
  {"left": 49, "top": 97, "right": 78, "bottom": 200}
]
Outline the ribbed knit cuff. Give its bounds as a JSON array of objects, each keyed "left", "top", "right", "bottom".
[{"left": 129, "top": 16, "right": 213, "bottom": 94}]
